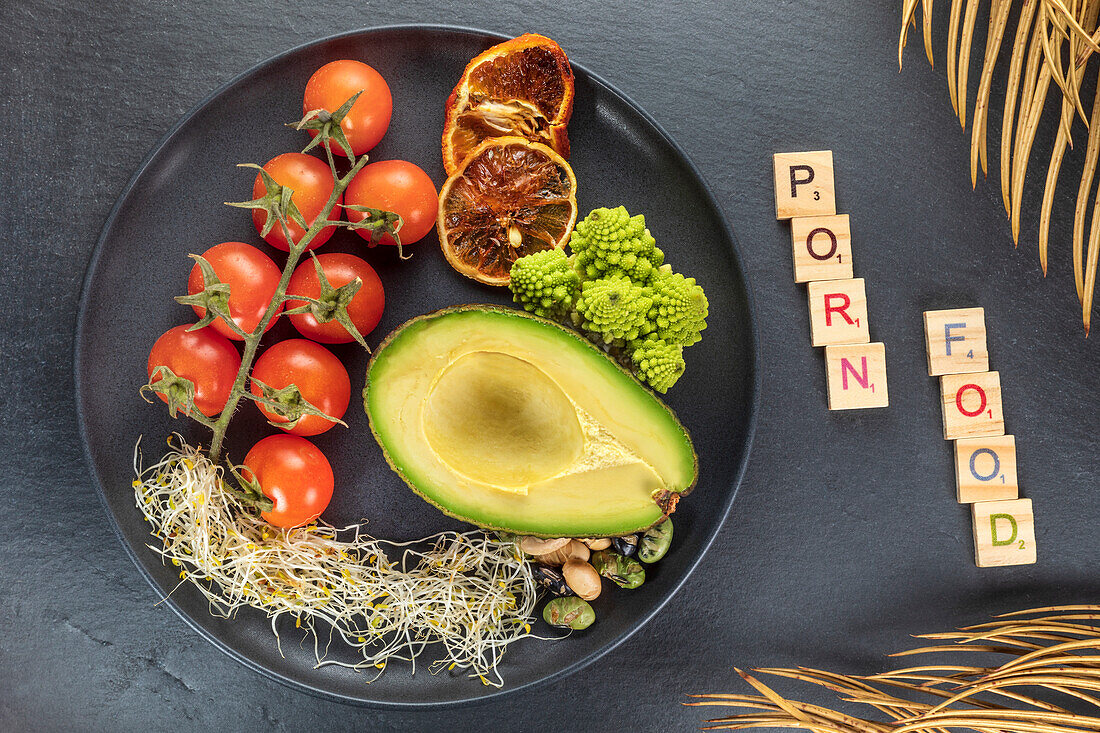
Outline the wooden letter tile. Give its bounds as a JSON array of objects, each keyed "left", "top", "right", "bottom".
[
  {"left": 791, "top": 214, "right": 853, "bottom": 282},
  {"left": 972, "top": 498, "right": 1036, "bottom": 567},
  {"left": 923, "top": 307, "right": 989, "bottom": 376},
  {"left": 774, "top": 151, "right": 836, "bottom": 219},
  {"left": 954, "top": 435, "right": 1018, "bottom": 503},
  {"left": 808, "top": 278, "right": 870, "bottom": 347},
  {"left": 824, "top": 342, "right": 888, "bottom": 410},
  {"left": 940, "top": 371, "right": 1004, "bottom": 439}
]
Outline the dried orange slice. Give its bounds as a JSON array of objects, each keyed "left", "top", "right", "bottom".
[
  {"left": 438, "top": 137, "right": 577, "bottom": 286},
  {"left": 442, "top": 33, "right": 574, "bottom": 175}
]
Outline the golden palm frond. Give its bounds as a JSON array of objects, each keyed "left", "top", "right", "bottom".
[
  {"left": 899, "top": 1, "right": 1100, "bottom": 334},
  {"left": 686, "top": 605, "right": 1100, "bottom": 732}
]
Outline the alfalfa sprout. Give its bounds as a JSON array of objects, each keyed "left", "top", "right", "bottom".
[{"left": 132, "top": 435, "right": 545, "bottom": 687}]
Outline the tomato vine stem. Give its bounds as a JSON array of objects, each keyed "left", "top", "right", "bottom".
[
  {"left": 144, "top": 91, "right": 402, "bottom": 463},
  {"left": 207, "top": 154, "right": 371, "bottom": 462}
]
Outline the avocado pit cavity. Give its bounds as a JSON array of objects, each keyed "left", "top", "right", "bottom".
[{"left": 422, "top": 350, "right": 656, "bottom": 495}]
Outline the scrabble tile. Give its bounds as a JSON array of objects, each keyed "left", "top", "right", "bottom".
[
  {"left": 824, "top": 342, "right": 888, "bottom": 410},
  {"left": 954, "top": 435, "right": 1018, "bottom": 503},
  {"left": 923, "top": 307, "right": 989, "bottom": 376},
  {"left": 940, "top": 371, "right": 1004, "bottom": 439},
  {"left": 808, "top": 278, "right": 870, "bottom": 347},
  {"left": 972, "top": 498, "right": 1036, "bottom": 567},
  {"left": 774, "top": 151, "right": 836, "bottom": 219},
  {"left": 791, "top": 214, "right": 853, "bottom": 282}
]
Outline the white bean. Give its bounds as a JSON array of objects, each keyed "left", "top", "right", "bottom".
[
  {"left": 562, "top": 560, "right": 601, "bottom": 601},
  {"left": 519, "top": 536, "right": 569, "bottom": 555}
]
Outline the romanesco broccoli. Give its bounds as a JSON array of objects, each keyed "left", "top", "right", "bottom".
[
  {"left": 647, "top": 266, "right": 709, "bottom": 347},
  {"left": 632, "top": 339, "right": 685, "bottom": 393},
  {"left": 569, "top": 206, "right": 665, "bottom": 283},
  {"left": 508, "top": 248, "right": 580, "bottom": 319},
  {"left": 574, "top": 276, "right": 652, "bottom": 344}
]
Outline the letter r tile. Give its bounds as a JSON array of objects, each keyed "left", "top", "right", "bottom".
[{"left": 808, "top": 278, "right": 870, "bottom": 347}]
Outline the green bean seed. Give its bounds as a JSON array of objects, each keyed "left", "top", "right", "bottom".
[
  {"left": 590, "top": 549, "right": 645, "bottom": 589},
  {"left": 638, "top": 518, "right": 673, "bottom": 563},
  {"left": 543, "top": 597, "right": 595, "bottom": 630}
]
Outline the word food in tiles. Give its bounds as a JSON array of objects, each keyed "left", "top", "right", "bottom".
[
  {"left": 824, "top": 342, "right": 888, "bottom": 410},
  {"left": 971, "top": 498, "right": 1036, "bottom": 567},
  {"left": 923, "top": 307, "right": 1034, "bottom": 567},
  {"left": 924, "top": 307, "right": 989, "bottom": 375},
  {"left": 808, "top": 278, "right": 870, "bottom": 347},
  {"left": 773, "top": 150, "right": 836, "bottom": 219},
  {"left": 775, "top": 149, "right": 888, "bottom": 410},
  {"left": 939, "top": 371, "right": 1004, "bottom": 440},
  {"left": 954, "top": 435, "right": 1018, "bottom": 504},
  {"left": 790, "top": 214, "right": 852, "bottom": 283}
]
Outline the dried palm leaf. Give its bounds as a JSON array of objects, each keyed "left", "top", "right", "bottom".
[
  {"left": 898, "top": 0, "right": 1100, "bottom": 332},
  {"left": 687, "top": 606, "right": 1100, "bottom": 732}
]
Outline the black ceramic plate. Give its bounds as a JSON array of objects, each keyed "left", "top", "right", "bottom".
[{"left": 75, "top": 25, "right": 758, "bottom": 706}]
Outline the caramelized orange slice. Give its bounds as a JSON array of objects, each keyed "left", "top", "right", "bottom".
[
  {"left": 443, "top": 33, "right": 574, "bottom": 175},
  {"left": 438, "top": 137, "right": 577, "bottom": 286}
]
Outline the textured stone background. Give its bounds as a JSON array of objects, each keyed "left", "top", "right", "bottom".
[{"left": 3, "top": 1, "right": 1100, "bottom": 730}]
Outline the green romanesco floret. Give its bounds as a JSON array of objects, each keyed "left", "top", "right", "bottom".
[
  {"left": 574, "top": 276, "right": 653, "bottom": 344},
  {"left": 632, "top": 339, "right": 685, "bottom": 393},
  {"left": 570, "top": 206, "right": 665, "bottom": 283},
  {"left": 508, "top": 248, "right": 580, "bottom": 319},
  {"left": 647, "top": 266, "right": 709, "bottom": 347}
]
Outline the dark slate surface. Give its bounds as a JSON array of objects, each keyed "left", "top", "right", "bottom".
[{"left": 2, "top": 1, "right": 1098, "bottom": 731}]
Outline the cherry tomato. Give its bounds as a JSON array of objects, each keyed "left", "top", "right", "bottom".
[
  {"left": 303, "top": 60, "right": 393, "bottom": 157},
  {"left": 186, "top": 242, "right": 283, "bottom": 340},
  {"left": 251, "top": 153, "right": 340, "bottom": 252},
  {"left": 242, "top": 434, "right": 334, "bottom": 529},
  {"left": 344, "top": 160, "right": 438, "bottom": 247},
  {"left": 250, "top": 339, "right": 350, "bottom": 437},
  {"left": 147, "top": 324, "right": 241, "bottom": 417},
  {"left": 285, "top": 253, "right": 385, "bottom": 344}
]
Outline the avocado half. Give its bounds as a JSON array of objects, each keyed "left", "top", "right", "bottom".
[{"left": 364, "top": 305, "right": 698, "bottom": 537}]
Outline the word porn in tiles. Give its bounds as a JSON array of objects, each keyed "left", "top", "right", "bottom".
[{"left": 773, "top": 150, "right": 887, "bottom": 409}]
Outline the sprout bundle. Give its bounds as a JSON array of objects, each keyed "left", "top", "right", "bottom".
[{"left": 133, "top": 437, "right": 543, "bottom": 686}]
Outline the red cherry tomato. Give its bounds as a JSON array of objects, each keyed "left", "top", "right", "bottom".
[
  {"left": 303, "top": 60, "right": 393, "bottom": 157},
  {"left": 344, "top": 160, "right": 438, "bottom": 247},
  {"left": 147, "top": 325, "right": 241, "bottom": 417},
  {"left": 242, "top": 434, "right": 334, "bottom": 529},
  {"left": 251, "top": 153, "right": 340, "bottom": 252},
  {"left": 186, "top": 241, "right": 283, "bottom": 340},
  {"left": 250, "top": 339, "right": 350, "bottom": 437},
  {"left": 285, "top": 253, "right": 385, "bottom": 344}
]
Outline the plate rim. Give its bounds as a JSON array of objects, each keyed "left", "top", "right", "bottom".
[{"left": 73, "top": 22, "right": 761, "bottom": 708}]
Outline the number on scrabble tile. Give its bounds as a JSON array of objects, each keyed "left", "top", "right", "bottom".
[
  {"left": 774, "top": 151, "right": 836, "bottom": 219},
  {"left": 824, "top": 342, "right": 888, "bottom": 410},
  {"left": 808, "top": 278, "right": 870, "bottom": 347},
  {"left": 972, "top": 498, "right": 1036, "bottom": 567},
  {"left": 940, "top": 371, "right": 1004, "bottom": 440},
  {"left": 791, "top": 214, "right": 853, "bottom": 283},
  {"left": 954, "top": 435, "right": 1018, "bottom": 503},
  {"left": 923, "top": 307, "right": 989, "bottom": 376}
]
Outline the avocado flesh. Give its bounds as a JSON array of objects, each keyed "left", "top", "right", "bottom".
[{"left": 365, "top": 306, "right": 697, "bottom": 537}]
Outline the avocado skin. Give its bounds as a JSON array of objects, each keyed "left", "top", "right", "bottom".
[{"left": 363, "top": 304, "right": 699, "bottom": 538}]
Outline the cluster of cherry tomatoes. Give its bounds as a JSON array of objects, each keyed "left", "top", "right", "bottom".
[{"left": 146, "top": 60, "right": 438, "bottom": 529}]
